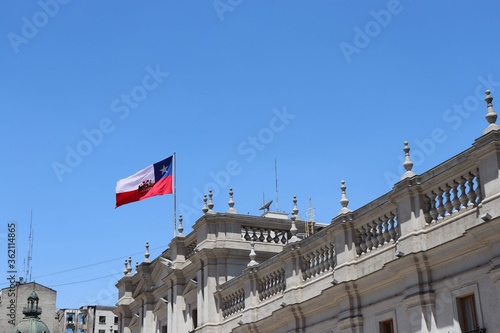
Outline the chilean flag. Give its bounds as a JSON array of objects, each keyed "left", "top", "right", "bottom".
[{"left": 115, "top": 156, "right": 173, "bottom": 208}]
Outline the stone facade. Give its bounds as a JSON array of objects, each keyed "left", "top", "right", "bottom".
[
  {"left": 0, "top": 282, "right": 56, "bottom": 333},
  {"left": 115, "top": 91, "right": 500, "bottom": 333}
]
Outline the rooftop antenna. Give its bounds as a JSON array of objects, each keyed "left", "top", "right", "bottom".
[
  {"left": 275, "top": 159, "right": 279, "bottom": 212},
  {"left": 25, "top": 210, "right": 34, "bottom": 282},
  {"left": 305, "top": 198, "right": 315, "bottom": 236},
  {"left": 259, "top": 200, "right": 273, "bottom": 213}
]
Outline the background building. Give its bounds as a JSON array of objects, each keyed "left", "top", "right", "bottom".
[
  {"left": 54, "top": 305, "right": 118, "bottom": 333},
  {"left": 0, "top": 281, "right": 56, "bottom": 333},
  {"left": 115, "top": 92, "right": 500, "bottom": 332}
]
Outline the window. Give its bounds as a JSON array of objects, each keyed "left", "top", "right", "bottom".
[
  {"left": 452, "top": 284, "right": 484, "bottom": 333},
  {"left": 376, "top": 310, "right": 396, "bottom": 333},
  {"left": 458, "top": 294, "right": 478, "bottom": 331},
  {"left": 99, "top": 316, "right": 106, "bottom": 324},
  {"left": 78, "top": 315, "right": 87, "bottom": 324},
  {"left": 66, "top": 313, "right": 74, "bottom": 322},
  {"left": 98, "top": 330, "right": 105, "bottom": 333},
  {"left": 114, "top": 316, "right": 118, "bottom": 324},
  {"left": 379, "top": 319, "right": 394, "bottom": 333}
]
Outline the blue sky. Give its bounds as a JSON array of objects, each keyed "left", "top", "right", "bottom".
[{"left": 1, "top": 1, "right": 499, "bottom": 309}]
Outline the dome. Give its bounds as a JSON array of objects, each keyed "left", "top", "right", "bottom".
[
  {"left": 9, "top": 317, "right": 51, "bottom": 333},
  {"left": 10, "top": 290, "right": 51, "bottom": 333}
]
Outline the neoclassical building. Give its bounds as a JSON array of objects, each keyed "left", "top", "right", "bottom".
[{"left": 114, "top": 91, "right": 500, "bottom": 333}]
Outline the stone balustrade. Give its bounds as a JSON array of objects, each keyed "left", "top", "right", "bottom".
[
  {"left": 241, "top": 226, "right": 290, "bottom": 244},
  {"left": 220, "top": 288, "right": 245, "bottom": 319},
  {"left": 258, "top": 267, "right": 286, "bottom": 301},
  {"left": 422, "top": 168, "right": 481, "bottom": 225},
  {"left": 301, "top": 242, "right": 335, "bottom": 281}
]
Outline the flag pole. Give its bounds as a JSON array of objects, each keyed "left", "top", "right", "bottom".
[{"left": 173, "top": 152, "right": 177, "bottom": 237}]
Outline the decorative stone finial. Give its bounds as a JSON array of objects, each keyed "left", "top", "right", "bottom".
[
  {"left": 292, "top": 196, "right": 299, "bottom": 216},
  {"left": 123, "top": 259, "right": 128, "bottom": 275},
  {"left": 127, "top": 257, "right": 132, "bottom": 274},
  {"left": 484, "top": 90, "right": 500, "bottom": 134},
  {"left": 339, "top": 180, "right": 352, "bottom": 214},
  {"left": 227, "top": 188, "right": 237, "bottom": 213},
  {"left": 401, "top": 141, "right": 416, "bottom": 180},
  {"left": 289, "top": 197, "right": 299, "bottom": 243},
  {"left": 247, "top": 241, "right": 258, "bottom": 267},
  {"left": 202, "top": 195, "right": 208, "bottom": 214},
  {"left": 207, "top": 189, "right": 215, "bottom": 214},
  {"left": 144, "top": 242, "right": 150, "bottom": 263},
  {"left": 178, "top": 215, "right": 184, "bottom": 236}
]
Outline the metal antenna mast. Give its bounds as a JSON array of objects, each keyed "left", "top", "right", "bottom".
[
  {"left": 275, "top": 159, "right": 279, "bottom": 212},
  {"left": 305, "top": 198, "right": 315, "bottom": 236},
  {"left": 25, "top": 210, "right": 34, "bottom": 282}
]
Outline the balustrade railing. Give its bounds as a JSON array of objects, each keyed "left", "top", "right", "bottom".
[
  {"left": 185, "top": 241, "right": 197, "bottom": 259},
  {"left": 220, "top": 288, "right": 245, "bottom": 318},
  {"left": 354, "top": 209, "right": 398, "bottom": 257},
  {"left": 241, "top": 226, "right": 290, "bottom": 244},
  {"left": 258, "top": 267, "right": 286, "bottom": 301},
  {"left": 422, "top": 168, "right": 481, "bottom": 225},
  {"left": 301, "top": 242, "right": 335, "bottom": 281}
]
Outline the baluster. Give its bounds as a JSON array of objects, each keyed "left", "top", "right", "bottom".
[
  {"left": 305, "top": 254, "right": 313, "bottom": 279},
  {"left": 375, "top": 218, "right": 383, "bottom": 247},
  {"left": 429, "top": 191, "right": 438, "bottom": 223},
  {"left": 301, "top": 257, "right": 308, "bottom": 280},
  {"left": 475, "top": 170, "right": 482, "bottom": 203},
  {"left": 263, "top": 276, "right": 270, "bottom": 299},
  {"left": 279, "top": 269, "right": 286, "bottom": 292},
  {"left": 388, "top": 212, "right": 398, "bottom": 241},
  {"left": 423, "top": 195, "right": 432, "bottom": 226},
  {"left": 238, "top": 290, "right": 244, "bottom": 311},
  {"left": 365, "top": 226, "right": 373, "bottom": 252},
  {"left": 259, "top": 228, "right": 265, "bottom": 242},
  {"left": 394, "top": 215, "right": 401, "bottom": 240},
  {"left": 281, "top": 231, "right": 287, "bottom": 244},
  {"left": 313, "top": 251, "right": 320, "bottom": 276},
  {"left": 275, "top": 272, "right": 280, "bottom": 294},
  {"left": 355, "top": 230, "right": 362, "bottom": 256},
  {"left": 466, "top": 172, "right": 477, "bottom": 206},
  {"left": 459, "top": 176, "right": 468, "bottom": 209},
  {"left": 451, "top": 180, "right": 460, "bottom": 213},
  {"left": 266, "top": 229, "right": 272, "bottom": 243},
  {"left": 244, "top": 227, "right": 251, "bottom": 240},
  {"left": 273, "top": 230, "right": 280, "bottom": 243},
  {"left": 359, "top": 228, "right": 367, "bottom": 254},
  {"left": 444, "top": 184, "right": 453, "bottom": 216},
  {"left": 251, "top": 228, "right": 257, "bottom": 241},
  {"left": 329, "top": 245, "right": 336, "bottom": 269},
  {"left": 382, "top": 217, "right": 391, "bottom": 243},
  {"left": 269, "top": 273, "right": 276, "bottom": 297},
  {"left": 370, "top": 221, "right": 379, "bottom": 248},
  {"left": 318, "top": 249, "right": 326, "bottom": 274},
  {"left": 436, "top": 188, "right": 445, "bottom": 219}
]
